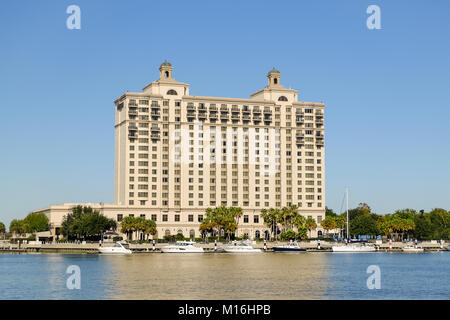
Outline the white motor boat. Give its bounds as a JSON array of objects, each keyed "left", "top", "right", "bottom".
[
  {"left": 161, "top": 241, "right": 204, "bottom": 253},
  {"left": 402, "top": 245, "right": 424, "bottom": 253},
  {"left": 222, "top": 241, "right": 262, "bottom": 253},
  {"left": 98, "top": 241, "right": 132, "bottom": 255},
  {"left": 273, "top": 241, "right": 307, "bottom": 252},
  {"left": 332, "top": 244, "right": 376, "bottom": 252}
]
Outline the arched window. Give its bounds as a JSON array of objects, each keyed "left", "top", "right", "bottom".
[
  {"left": 274, "top": 78, "right": 278, "bottom": 85},
  {"left": 255, "top": 230, "right": 261, "bottom": 239},
  {"left": 318, "top": 230, "right": 323, "bottom": 237},
  {"left": 264, "top": 230, "right": 270, "bottom": 240},
  {"left": 165, "top": 71, "right": 169, "bottom": 78},
  {"left": 167, "top": 89, "right": 177, "bottom": 95},
  {"left": 278, "top": 96, "right": 288, "bottom": 101}
]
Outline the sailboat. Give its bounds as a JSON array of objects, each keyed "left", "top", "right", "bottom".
[{"left": 332, "top": 188, "right": 376, "bottom": 253}]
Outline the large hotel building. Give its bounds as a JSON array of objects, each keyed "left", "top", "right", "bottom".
[{"left": 34, "top": 62, "right": 326, "bottom": 239}]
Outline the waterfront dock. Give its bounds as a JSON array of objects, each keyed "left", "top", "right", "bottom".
[{"left": 0, "top": 241, "right": 447, "bottom": 254}]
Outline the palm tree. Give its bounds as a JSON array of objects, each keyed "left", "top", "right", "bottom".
[
  {"left": 120, "top": 216, "right": 136, "bottom": 241},
  {"left": 305, "top": 217, "right": 317, "bottom": 239},
  {"left": 143, "top": 219, "right": 157, "bottom": 240}
]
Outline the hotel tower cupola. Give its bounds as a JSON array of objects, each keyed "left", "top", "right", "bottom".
[
  {"left": 159, "top": 60, "right": 173, "bottom": 80},
  {"left": 267, "top": 68, "right": 281, "bottom": 87}
]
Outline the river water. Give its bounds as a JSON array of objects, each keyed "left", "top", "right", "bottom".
[{"left": 0, "top": 252, "right": 448, "bottom": 299}]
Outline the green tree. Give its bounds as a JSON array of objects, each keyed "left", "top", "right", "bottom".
[
  {"left": 120, "top": 216, "right": 137, "bottom": 240},
  {"left": 325, "top": 206, "right": 337, "bottom": 217},
  {"left": 0, "top": 222, "right": 5, "bottom": 236},
  {"left": 428, "top": 208, "right": 449, "bottom": 239},
  {"left": 350, "top": 213, "right": 379, "bottom": 237},
  {"left": 61, "top": 206, "right": 116, "bottom": 240},
  {"left": 10, "top": 219, "right": 25, "bottom": 235},
  {"left": 321, "top": 215, "right": 337, "bottom": 236},
  {"left": 261, "top": 208, "right": 281, "bottom": 240},
  {"left": 199, "top": 206, "right": 240, "bottom": 241},
  {"left": 22, "top": 213, "right": 49, "bottom": 233},
  {"left": 305, "top": 217, "right": 317, "bottom": 238}
]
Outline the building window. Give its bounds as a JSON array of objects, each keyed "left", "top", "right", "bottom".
[
  {"left": 254, "top": 215, "right": 259, "bottom": 223},
  {"left": 188, "top": 214, "right": 194, "bottom": 222},
  {"left": 151, "top": 214, "right": 157, "bottom": 221},
  {"left": 175, "top": 214, "right": 180, "bottom": 222},
  {"left": 278, "top": 96, "right": 288, "bottom": 101},
  {"left": 244, "top": 215, "right": 249, "bottom": 223},
  {"left": 117, "top": 214, "right": 123, "bottom": 222},
  {"left": 162, "top": 214, "right": 168, "bottom": 222},
  {"left": 198, "top": 215, "right": 203, "bottom": 222},
  {"left": 167, "top": 89, "right": 177, "bottom": 95}
]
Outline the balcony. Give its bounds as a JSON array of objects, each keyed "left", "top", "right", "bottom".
[
  {"left": 242, "top": 114, "right": 251, "bottom": 121},
  {"left": 316, "top": 134, "right": 324, "bottom": 140},
  {"left": 151, "top": 103, "right": 160, "bottom": 108},
  {"left": 242, "top": 106, "right": 251, "bottom": 113},
  {"left": 150, "top": 126, "right": 160, "bottom": 132},
  {"left": 151, "top": 133, "right": 161, "bottom": 140},
  {"left": 151, "top": 110, "right": 160, "bottom": 116},
  {"left": 231, "top": 114, "right": 240, "bottom": 120},
  {"left": 296, "top": 109, "right": 304, "bottom": 115},
  {"left": 210, "top": 113, "right": 218, "bottom": 119},
  {"left": 187, "top": 104, "right": 195, "bottom": 111},
  {"left": 253, "top": 115, "right": 262, "bottom": 121},
  {"left": 296, "top": 131, "right": 304, "bottom": 138},
  {"left": 129, "top": 126, "right": 138, "bottom": 131},
  {"left": 198, "top": 112, "right": 207, "bottom": 119},
  {"left": 209, "top": 105, "right": 218, "bottom": 111},
  {"left": 128, "top": 110, "right": 138, "bottom": 116},
  {"left": 316, "top": 140, "right": 324, "bottom": 146},
  {"left": 187, "top": 112, "right": 196, "bottom": 119},
  {"left": 315, "top": 111, "right": 323, "bottom": 116},
  {"left": 253, "top": 107, "right": 261, "bottom": 114},
  {"left": 315, "top": 118, "right": 324, "bottom": 124},
  {"left": 198, "top": 105, "right": 207, "bottom": 112},
  {"left": 264, "top": 115, "right": 272, "bottom": 121},
  {"left": 220, "top": 106, "right": 229, "bottom": 113},
  {"left": 128, "top": 133, "right": 138, "bottom": 139}
]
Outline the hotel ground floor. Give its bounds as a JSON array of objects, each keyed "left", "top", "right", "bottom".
[{"left": 32, "top": 202, "right": 326, "bottom": 240}]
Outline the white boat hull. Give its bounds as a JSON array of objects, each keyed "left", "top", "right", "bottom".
[
  {"left": 161, "top": 247, "right": 204, "bottom": 253},
  {"left": 98, "top": 247, "right": 132, "bottom": 255},
  {"left": 223, "top": 248, "right": 262, "bottom": 253},
  {"left": 332, "top": 245, "right": 376, "bottom": 252},
  {"left": 402, "top": 247, "right": 424, "bottom": 253}
]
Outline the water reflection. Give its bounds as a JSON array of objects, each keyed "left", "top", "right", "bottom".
[{"left": 103, "top": 253, "right": 329, "bottom": 299}]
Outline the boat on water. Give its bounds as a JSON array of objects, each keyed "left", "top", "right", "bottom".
[
  {"left": 402, "top": 241, "right": 424, "bottom": 253},
  {"left": 332, "top": 244, "right": 376, "bottom": 252},
  {"left": 98, "top": 241, "right": 132, "bottom": 255},
  {"left": 222, "top": 240, "right": 262, "bottom": 253},
  {"left": 332, "top": 188, "right": 376, "bottom": 253},
  {"left": 273, "top": 241, "right": 307, "bottom": 252},
  {"left": 161, "top": 241, "right": 204, "bottom": 253},
  {"left": 402, "top": 245, "right": 424, "bottom": 253}
]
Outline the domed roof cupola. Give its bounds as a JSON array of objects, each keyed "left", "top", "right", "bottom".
[
  {"left": 267, "top": 67, "right": 281, "bottom": 87},
  {"left": 159, "top": 60, "right": 173, "bottom": 80}
]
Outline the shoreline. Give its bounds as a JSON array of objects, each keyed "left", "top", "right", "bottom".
[{"left": 0, "top": 241, "right": 447, "bottom": 254}]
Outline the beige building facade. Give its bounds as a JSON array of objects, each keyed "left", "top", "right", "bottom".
[{"left": 34, "top": 62, "right": 326, "bottom": 240}]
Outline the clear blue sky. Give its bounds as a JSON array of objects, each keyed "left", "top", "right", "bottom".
[{"left": 1, "top": 0, "right": 449, "bottom": 226}]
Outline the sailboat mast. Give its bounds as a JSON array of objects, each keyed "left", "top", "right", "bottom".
[{"left": 346, "top": 187, "right": 349, "bottom": 241}]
